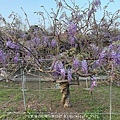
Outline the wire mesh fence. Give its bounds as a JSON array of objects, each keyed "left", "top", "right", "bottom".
[{"left": 0, "top": 71, "right": 120, "bottom": 120}]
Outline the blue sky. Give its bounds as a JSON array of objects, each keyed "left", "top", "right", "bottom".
[{"left": 0, "top": 0, "right": 119, "bottom": 27}]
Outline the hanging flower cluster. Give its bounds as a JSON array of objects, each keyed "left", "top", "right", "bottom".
[
  {"left": 53, "top": 60, "right": 73, "bottom": 81},
  {"left": 90, "top": 75, "right": 97, "bottom": 94},
  {"left": 81, "top": 60, "right": 88, "bottom": 74},
  {"left": 0, "top": 50, "right": 5, "bottom": 64},
  {"left": 6, "top": 40, "right": 19, "bottom": 50},
  {"left": 72, "top": 58, "right": 80, "bottom": 71},
  {"left": 67, "top": 22, "right": 77, "bottom": 36}
]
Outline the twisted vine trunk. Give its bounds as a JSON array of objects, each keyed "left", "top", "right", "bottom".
[{"left": 58, "top": 80, "right": 71, "bottom": 107}]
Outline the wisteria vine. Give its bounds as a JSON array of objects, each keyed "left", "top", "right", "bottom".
[{"left": 0, "top": 0, "right": 120, "bottom": 91}]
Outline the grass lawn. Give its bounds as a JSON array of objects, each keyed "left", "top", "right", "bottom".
[{"left": 0, "top": 80, "right": 120, "bottom": 120}]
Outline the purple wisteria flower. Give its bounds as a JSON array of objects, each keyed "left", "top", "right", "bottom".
[
  {"left": 60, "top": 68, "right": 66, "bottom": 79},
  {"left": 72, "top": 58, "right": 80, "bottom": 71},
  {"left": 51, "top": 39, "right": 57, "bottom": 48},
  {"left": 69, "top": 36, "right": 76, "bottom": 46},
  {"left": 107, "top": 43, "right": 120, "bottom": 64},
  {"left": 90, "top": 43, "right": 99, "bottom": 57},
  {"left": 6, "top": 40, "right": 19, "bottom": 50},
  {"left": 53, "top": 61, "right": 60, "bottom": 72},
  {"left": 0, "top": 50, "right": 5, "bottom": 64},
  {"left": 90, "top": 75, "right": 97, "bottom": 93},
  {"left": 104, "top": 32, "right": 111, "bottom": 38},
  {"left": 109, "top": 51, "right": 120, "bottom": 65},
  {"left": 90, "top": 43, "right": 98, "bottom": 51},
  {"left": 113, "top": 35, "right": 120, "bottom": 41},
  {"left": 81, "top": 60, "right": 88, "bottom": 74},
  {"left": 92, "top": 59, "right": 101, "bottom": 69},
  {"left": 32, "top": 37, "right": 40, "bottom": 46},
  {"left": 43, "top": 36, "right": 48, "bottom": 47},
  {"left": 58, "top": 61, "right": 64, "bottom": 70},
  {"left": 33, "top": 28, "right": 39, "bottom": 35},
  {"left": 0, "top": 50, "right": 4, "bottom": 57},
  {"left": 99, "top": 49, "right": 106, "bottom": 59},
  {"left": 6, "top": 40, "right": 15, "bottom": 49},
  {"left": 26, "top": 47, "right": 32, "bottom": 56},
  {"left": 108, "top": 44, "right": 114, "bottom": 50},
  {"left": 88, "top": 10, "right": 92, "bottom": 18},
  {"left": 68, "top": 22, "right": 77, "bottom": 35},
  {"left": 14, "top": 56, "right": 19, "bottom": 64},
  {"left": 53, "top": 60, "right": 67, "bottom": 80},
  {"left": 53, "top": 61, "right": 63, "bottom": 74},
  {"left": 13, "top": 53, "right": 19, "bottom": 64},
  {"left": 109, "top": 50, "right": 116, "bottom": 59},
  {"left": 20, "top": 33, "right": 26, "bottom": 38},
  {"left": 88, "top": 7, "right": 96, "bottom": 17},
  {"left": 93, "top": 0, "right": 101, "bottom": 8},
  {"left": 115, "top": 53, "right": 120, "bottom": 65},
  {"left": 6, "top": 40, "right": 11, "bottom": 46}
]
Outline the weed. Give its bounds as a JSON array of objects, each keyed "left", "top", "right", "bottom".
[{"left": 84, "top": 106, "right": 104, "bottom": 120}]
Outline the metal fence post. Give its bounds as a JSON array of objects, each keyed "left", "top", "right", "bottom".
[{"left": 21, "top": 68, "right": 26, "bottom": 111}]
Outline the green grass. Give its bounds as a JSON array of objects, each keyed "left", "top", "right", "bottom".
[{"left": 0, "top": 81, "right": 120, "bottom": 120}]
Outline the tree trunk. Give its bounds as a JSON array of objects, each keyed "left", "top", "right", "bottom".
[{"left": 59, "top": 81, "right": 71, "bottom": 107}]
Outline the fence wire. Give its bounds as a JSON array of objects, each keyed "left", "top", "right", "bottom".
[{"left": 0, "top": 71, "right": 120, "bottom": 120}]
